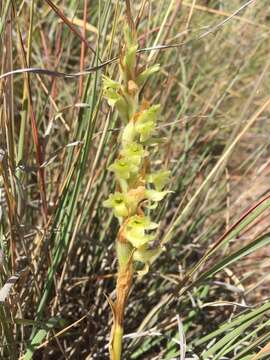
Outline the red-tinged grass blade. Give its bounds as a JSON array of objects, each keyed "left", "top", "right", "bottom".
[
  {"left": 182, "top": 194, "right": 270, "bottom": 288},
  {"left": 44, "top": 0, "right": 99, "bottom": 59},
  {"left": 13, "top": 4, "right": 48, "bottom": 219},
  {"left": 194, "top": 232, "right": 270, "bottom": 285}
]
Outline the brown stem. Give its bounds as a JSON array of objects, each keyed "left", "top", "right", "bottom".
[{"left": 109, "top": 240, "right": 133, "bottom": 360}]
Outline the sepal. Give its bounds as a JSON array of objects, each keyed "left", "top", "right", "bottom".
[
  {"left": 137, "top": 64, "right": 160, "bottom": 85},
  {"left": 145, "top": 189, "right": 171, "bottom": 202}
]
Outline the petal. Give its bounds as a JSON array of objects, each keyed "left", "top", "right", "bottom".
[
  {"left": 114, "top": 203, "right": 129, "bottom": 218},
  {"left": 145, "top": 189, "right": 171, "bottom": 202}
]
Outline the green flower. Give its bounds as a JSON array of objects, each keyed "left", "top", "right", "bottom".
[
  {"left": 103, "top": 75, "right": 133, "bottom": 122},
  {"left": 125, "top": 215, "right": 158, "bottom": 248},
  {"left": 103, "top": 88, "right": 129, "bottom": 123},
  {"left": 120, "top": 142, "right": 147, "bottom": 166},
  {"left": 147, "top": 170, "right": 171, "bottom": 191},
  {"left": 133, "top": 244, "right": 160, "bottom": 277},
  {"left": 103, "top": 192, "right": 129, "bottom": 218},
  {"left": 109, "top": 158, "right": 138, "bottom": 180},
  {"left": 135, "top": 105, "right": 161, "bottom": 141}
]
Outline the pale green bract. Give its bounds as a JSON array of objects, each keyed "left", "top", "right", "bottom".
[{"left": 123, "top": 44, "right": 138, "bottom": 73}]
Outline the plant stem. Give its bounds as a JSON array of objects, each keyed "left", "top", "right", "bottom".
[{"left": 109, "top": 240, "right": 133, "bottom": 359}]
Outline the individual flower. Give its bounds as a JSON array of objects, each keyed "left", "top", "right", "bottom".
[
  {"left": 135, "top": 104, "right": 161, "bottom": 141},
  {"left": 108, "top": 158, "right": 138, "bottom": 180},
  {"left": 133, "top": 244, "right": 159, "bottom": 263},
  {"left": 120, "top": 142, "right": 147, "bottom": 166},
  {"left": 147, "top": 170, "right": 171, "bottom": 191},
  {"left": 103, "top": 87, "right": 129, "bottom": 123},
  {"left": 103, "top": 192, "right": 129, "bottom": 218},
  {"left": 124, "top": 215, "right": 158, "bottom": 248},
  {"left": 103, "top": 75, "right": 135, "bottom": 123},
  {"left": 133, "top": 244, "right": 160, "bottom": 277}
]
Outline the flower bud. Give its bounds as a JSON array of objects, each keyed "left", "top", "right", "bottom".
[{"left": 122, "top": 122, "right": 136, "bottom": 145}]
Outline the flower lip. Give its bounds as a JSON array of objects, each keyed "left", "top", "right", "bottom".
[
  {"left": 119, "top": 160, "right": 127, "bottom": 166},
  {"left": 115, "top": 198, "right": 124, "bottom": 204}
]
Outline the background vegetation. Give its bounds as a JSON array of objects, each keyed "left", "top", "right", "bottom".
[{"left": 1, "top": 0, "right": 270, "bottom": 359}]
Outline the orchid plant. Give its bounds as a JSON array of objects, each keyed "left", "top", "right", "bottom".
[{"left": 103, "top": 24, "right": 171, "bottom": 360}]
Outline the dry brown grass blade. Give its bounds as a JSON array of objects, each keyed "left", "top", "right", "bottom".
[
  {"left": 250, "top": 341, "right": 270, "bottom": 360},
  {"left": 161, "top": 95, "right": 270, "bottom": 248},
  {"left": 182, "top": 1, "right": 269, "bottom": 30}
]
